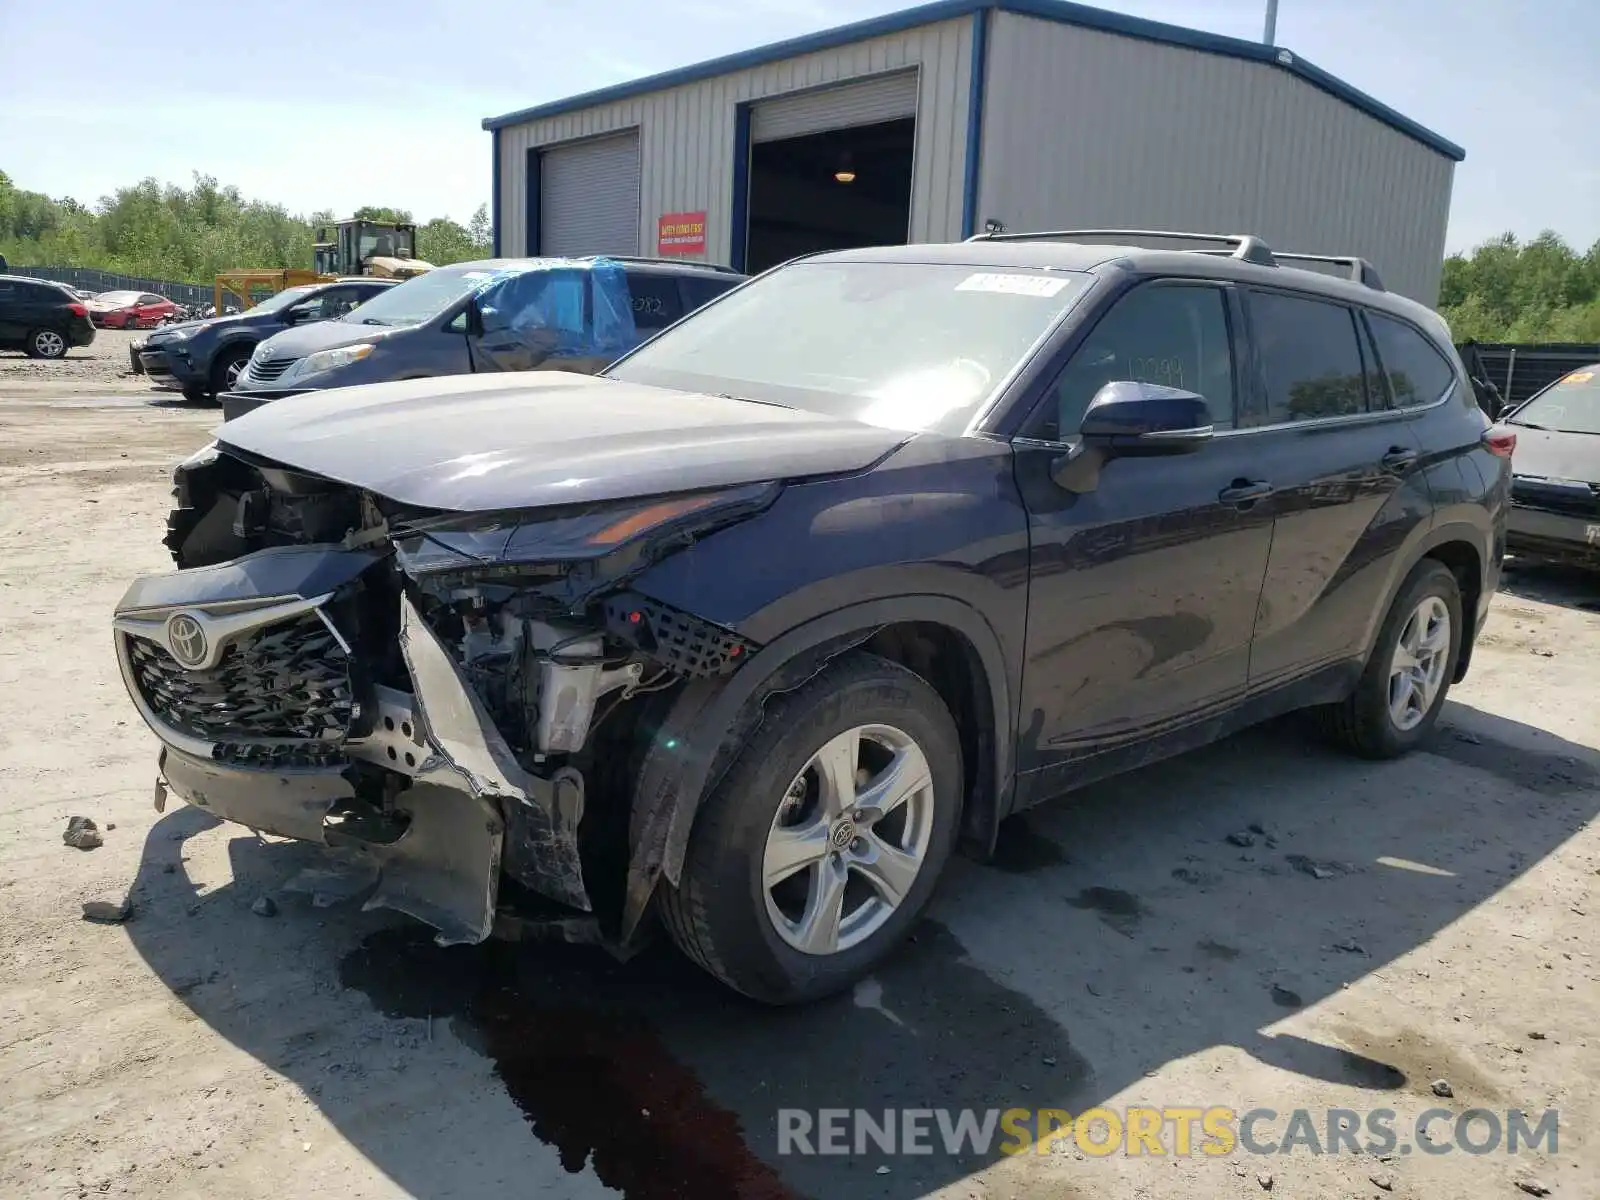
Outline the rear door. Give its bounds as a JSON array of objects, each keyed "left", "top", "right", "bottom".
[
  {"left": 1011, "top": 279, "right": 1275, "bottom": 796},
  {"left": 1238, "top": 289, "right": 1432, "bottom": 691},
  {"left": 0, "top": 279, "right": 27, "bottom": 342}
]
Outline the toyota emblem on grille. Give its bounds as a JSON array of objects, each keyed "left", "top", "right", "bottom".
[{"left": 165, "top": 613, "right": 209, "bottom": 668}]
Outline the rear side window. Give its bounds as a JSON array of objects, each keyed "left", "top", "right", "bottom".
[
  {"left": 679, "top": 275, "right": 738, "bottom": 312},
  {"left": 624, "top": 271, "right": 686, "bottom": 331},
  {"left": 1367, "top": 313, "right": 1455, "bottom": 408},
  {"left": 1248, "top": 291, "right": 1369, "bottom": 424}
]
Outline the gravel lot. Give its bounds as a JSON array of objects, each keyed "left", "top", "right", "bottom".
[
  {"left": 1, "top": 390, "right": 1596, "bottom": 1200},
  {"left": 0, "top": 328, "right": 183, "bottom": 397}
]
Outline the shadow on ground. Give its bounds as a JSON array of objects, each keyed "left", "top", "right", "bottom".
[
  {"left": 124, "top": 700, "right": 1599, "bottom": 1199},
  {"left": 1500, "top": 559, "right": 1600, "bottom": 612}
]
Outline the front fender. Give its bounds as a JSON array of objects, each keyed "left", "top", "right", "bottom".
[{"left": 619, "top": 594, "right": 1016, "bottom": 943}]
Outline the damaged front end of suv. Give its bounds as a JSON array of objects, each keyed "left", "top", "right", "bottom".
[{"left": 117, "top": 431, "right": 779, "bottom": 947}]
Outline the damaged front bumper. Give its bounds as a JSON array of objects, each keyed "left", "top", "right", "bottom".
[{"left": 112, "top": 545, "right": 590, "bottom": 945}]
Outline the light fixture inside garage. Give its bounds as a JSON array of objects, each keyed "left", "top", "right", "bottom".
[{"left": 834, "top": 153, "right": 856, "bottom": 184}]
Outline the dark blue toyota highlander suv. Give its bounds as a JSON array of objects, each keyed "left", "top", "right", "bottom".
[{"left": 113, "top": 230, "right": 1511, "bottom": 1004}]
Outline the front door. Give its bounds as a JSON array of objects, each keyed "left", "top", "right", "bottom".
[
  {"left": 468, "top": 269, "right": 595, "bottom": 373},
  {"left": 1237, "top": 289, "right": 1433, "bottom": 690},
  {"left": 1012, "top": 280, "right": 1275, "bottom": 799}
]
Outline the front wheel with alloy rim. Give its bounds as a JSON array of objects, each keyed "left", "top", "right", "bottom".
[
  {"left": 26, "top": 328, "right": 68, "bottom": 359},
  {"left": 1318, "top": 559, "right": 1463, "bottom": 759},
  {"left": 657, "top": 653, "right": 963, "bottom": 1004},
  {"left": 212, "top": 347, "right": 251, "bottom": 394}
]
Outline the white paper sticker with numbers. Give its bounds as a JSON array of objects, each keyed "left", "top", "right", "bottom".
[{"left": 955, "top": 272, "right": 1071, "bottom": 297}]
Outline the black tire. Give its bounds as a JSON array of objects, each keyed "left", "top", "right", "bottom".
[
  {"left": 211, "top": 346, "right": 251, "bottom": 394},
  {"left": 1317, "top": 559, "right": 1462, "bottom": 759},
  {"left": 180, "top": 384, "right": 212, "bottom": 404},
  {"left": 657, "top": 652, "right": 963, "bottom": 1004},
  {"left": 25, "top": 328, "right": 68, "bottom": 359}
]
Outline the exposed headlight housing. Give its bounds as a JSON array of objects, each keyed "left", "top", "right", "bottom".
[
  {"left": 391, "top": 482, "right": 783, "bottom": 576},
  {"left": 291, "top": 343, "right": 375, "bottom": 378}
]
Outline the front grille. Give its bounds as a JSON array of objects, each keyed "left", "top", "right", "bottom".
[
  {"left": 1511, "top": 479, "right": 1600, "bottom": 519},
  {"left": 243, "top": 355, "right": 296, "bottom": 383},
  {"left": 127, "top": 613, "right": 354, "bottom": 744}
]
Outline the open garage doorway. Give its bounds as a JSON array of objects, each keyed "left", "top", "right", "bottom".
[{"left": 745, "top": 117, "right": 915, "bottom": 274}]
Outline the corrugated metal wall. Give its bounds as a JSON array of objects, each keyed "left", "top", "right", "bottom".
[
  {"left": 976, "top": 13, "right": 1455, "bottom": 303},
  {"left": 495, "top": 18, "right": 973, "bottom": 265}
]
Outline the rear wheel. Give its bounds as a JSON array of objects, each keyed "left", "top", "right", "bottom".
[
  {"left": 26, "top": 328, "right": 68, "bottom": 359},
  {"left": 657, "top": 653, "right": 963, "bottom": 1004},
  {"left": 1318, "top": 559, "right": 1462, "bottom": 758},
  {"left": 180, "top": 384, "right": 212, "bottom": 404},
  {"left": 211, "top": 347, "right": 251, "bottom": 394}
]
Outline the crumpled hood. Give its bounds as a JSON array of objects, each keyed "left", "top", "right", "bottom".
[
  {"left": 254, "top": 315, "right": 398, "bottom": 361},
  {"left": 1510, "top": 424, "right": 1600, "bottom": 484},
  {"left": 216, "top": 371, "right": 909, "bottom": 512}
]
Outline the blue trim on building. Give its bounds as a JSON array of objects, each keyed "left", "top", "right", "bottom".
[
  {"left": 960, "top": 8, "right": 989, "bottom": 239},
  {"left": 525, "top": 148, "right": 542, "bottom": 255},
  {"left": 480, "top": 0, "right": 1463, "bottom": 162},
  {"left": 729, "top": 105, "right": 753, "bottom": 273},
  {"left": 490, "top": 129, "right": 502, "bottom": 256}
]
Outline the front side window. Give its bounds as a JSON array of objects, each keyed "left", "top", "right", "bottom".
[
  {"left": 1032, "top": 283, "right": 1235, "bottom": 440},
  {"left": 1249, "top": 291, "right": 1369, "bottom": 425},
  {"left": 1508, "top": 365, "right": 1600, "bottom": 435},
  {"left": 478, "top": 269, "right": 586, "bottom": 336},
  {"left": 1368, "top": 312, "right": 1455, "bottom": 408},
  {"left": 607, "top": 261, "right": 1092, "bottom": 432}
]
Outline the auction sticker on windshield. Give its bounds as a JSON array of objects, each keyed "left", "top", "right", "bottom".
[{"left": 955, "top": 272, "right": 1073, "bottom": 297}]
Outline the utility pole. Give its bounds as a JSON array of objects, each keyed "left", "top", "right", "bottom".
[{"left": 1263, "top": 0, "right": 1279, "bottom": 44}]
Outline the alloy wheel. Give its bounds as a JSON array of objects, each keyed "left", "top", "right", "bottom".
[
  {"left": 762, "top": 723, "right": 935, "bottom": 956},
  {"left": 1387, "top": 595, "right": 1451, "bottom": 731},
  {"left": 33, "top": 330, "right": 66, "bottom": 358}
]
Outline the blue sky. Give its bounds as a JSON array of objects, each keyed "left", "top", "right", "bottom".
[{"left": 0, "top": 0, "right": 1594, "bottom": 253}]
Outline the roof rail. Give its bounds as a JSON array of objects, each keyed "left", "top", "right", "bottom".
[
  {"left": 592, "top": 254, "right": 742, "bottom": 274},
  {"left": 964, "top": 228, "right": 1278, "bottom": 268},
  {"left": 964, "top": 227, "right": 1386, "bottom": 291},
  {"left": 1272, "top": 252, "right": 1385, "bottom": 291}
]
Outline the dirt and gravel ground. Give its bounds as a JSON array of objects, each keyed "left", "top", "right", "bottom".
[
  {"left": 0, "top": 328, "right": 181, "bottom": 397},
  {"left": 1, "top": 383, "right": 1596, "bottom": 1200}
]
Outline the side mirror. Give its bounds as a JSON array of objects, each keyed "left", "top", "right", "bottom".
[
  {"left": 1079, "top": 381, "right": 1213, "bottom": 455},
  {"left": 283, "top": 306, "right": 311, "bottom": 324},
  {"left": 464, "top": 296, "right": 485, "bottom": 338}
]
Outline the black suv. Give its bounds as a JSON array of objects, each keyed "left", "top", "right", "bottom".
[
  {"left": 0, "top": 275, "right": 96, "bottom": 358},
  {"left": 131, "top": 277, "right": 398, "bottom": 402},
  {"left": 114, "top": 230, "right": 1510, "bottom": 1004}
]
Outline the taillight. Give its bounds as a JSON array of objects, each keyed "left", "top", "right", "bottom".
[
  {"left": 68, "top": 302, "right": 87, "bottom": 318},
  {"left": 1482, "top": 424, "right": 1517, "bottom": 457}
]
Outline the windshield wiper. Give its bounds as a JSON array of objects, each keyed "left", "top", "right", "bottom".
[{"left": 1508, "top": 419, "right": 1548, "bottom": 430}]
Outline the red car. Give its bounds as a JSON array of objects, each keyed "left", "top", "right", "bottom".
[{"left": 88, "top": 291, "right": 179, "bottom": 329}]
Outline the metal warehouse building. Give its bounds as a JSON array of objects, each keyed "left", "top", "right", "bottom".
[{"left": 482, "top": 0, "right": 1464, "bottom": 302}]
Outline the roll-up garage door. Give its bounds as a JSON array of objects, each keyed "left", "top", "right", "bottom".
[
  {"left": 538, "top": 131, "right": 641, "bottom": 256},
  {"left": 750, "top": 71, "right": 919, "bottom": 143}
]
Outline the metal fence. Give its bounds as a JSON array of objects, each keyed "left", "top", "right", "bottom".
[
  {"left": 1457, "top": 341, "right": 1600, "bottom": 416},
  {"left": 11, "top": 266, "right": 215, "bottom": 309}
]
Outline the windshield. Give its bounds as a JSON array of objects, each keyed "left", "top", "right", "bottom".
[
  {"left": 339, "top": 264, "right": 508, "bottom": 327},
  {"left": 605, "top": 261, "right": 1092, "bottom": 431},
  {"left": 248, "top": 286, "right": 315, "bottom": 315},
  {"left": 1511, "top": 366, "right": 1600, "bottom": 435}
]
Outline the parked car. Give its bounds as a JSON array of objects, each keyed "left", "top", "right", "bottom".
[
  {"left": 224, "top": 256, "right": 744, "bottom": 416},
  {"left": 0, "top": 275, "right": 96, "bottom": 358},
  {"left": 115, "top": 232, "right": 1510, "bottom": 1004},
  {"left": 1500, "top": 363, "right": 1600, "bottom": 568},
  {"left": 88, "top": 290, "right": 179, "bottom": 329},
  {"left": 131, "top": 277, "right": 399, "bottom": 403}
]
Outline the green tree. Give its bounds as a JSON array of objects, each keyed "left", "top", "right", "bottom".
[
  {"left": 1439, "top": 231, "right": 1600, "bottom": 343},
  {"left": 0, "top": 170, "right": 490, "bottom": 280}
]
